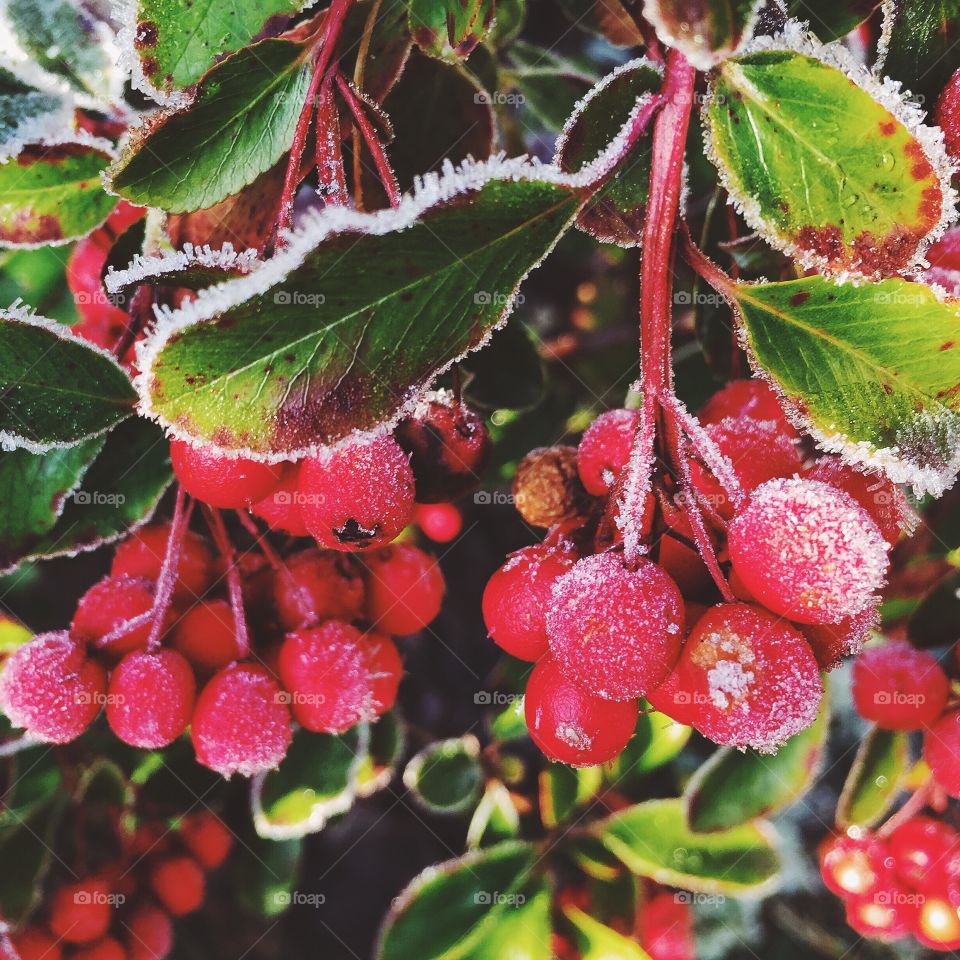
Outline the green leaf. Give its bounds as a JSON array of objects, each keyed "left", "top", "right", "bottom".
[
  {"left": 471, "top": 878, "right": 553, "bottom": 960},
  {"left": 108, "top": 39, "right": 313, "bottom": 213},
  {"left": 376, "top": 841, "right": 538, "bottom": 960},
  {"left": 408, "top": 0, "right": 494, "bottom": 59},
  {"left": 684, "top": 697, "right": 829, "bottom": 832},
  {"left": 139, "top": 160, "right": 591, "bottom": 457},
  {"left": 404, "top": 736, "right": 484, "bottom": 814},
  {"left": 564, "top": 905, "right": 651, "bottom": 959},
  {"left": 506, "top": 44, "right": 595, "bottom": 132},
  {"left": 643, "top": 0, "right": 761, "bottom": 69},
  {"left": 0, "top": 614, "right": 31, "bottom": 655},
  {"left": 125, "top": 0, "right": 309, "bottom": 99},
  {"left": 0, "top": 246, "right": 79, "bottom": 323},
  {"left": 339, "top": 0, "right": 413, "bottom": 103},
  {"left": 730, "top": 274, "right": 960, "bottom": 494},
  {"left": 557, "top": 59, "right": 660, "bottom": 247},
  {"left": 836, "top": 726, "right": 909, "bottom": 829},
  {"left": 0, "top": 746, "right": 63, "bottom": 829},
  {"left": 909, "top": 569, "right": 960, "bottom": 648},
  {"left": 596, "top": 798, "right": 781, "bottom": 895},
  {"left": 787, "top": 0, "right": 882, "bottom": 42},
  {"left": 355, "top": 710, "right": 406, "bottom": 798},
  {"left": 704, "top": 43, "right": 950, "bottom": 279},
  {"left": 233, "top": 827, "right": 303, "bottom": 918},
  {"left": 105, "top": 245, "right": 259, "bottom": 299},
  {"left": 488, "top": 0, "right": 526, "bottom": 46},
  {"left": 539, "top": 763, "right": 602, "bottom": 829},
  {"left": 466, "top": 782, "right": 521, "bottom": 849},
  {"left": 0, "top": 308, "right": 137, "bottom": 450},
  {"left": 0, "top": 141, "right": 117, "bottom": 246},
  {"left": 882, "top": 0, "right": 960, "bottom": 106},
  {"left": 0, "top": 66, "right": 72, "bottom": 160},
  {"left": 603, "top": 708, "right": 691, "bottom": 784}
]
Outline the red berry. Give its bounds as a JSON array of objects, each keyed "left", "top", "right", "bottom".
[
  {"left": 48, "top": 879, "right": 114, "bottom": 944},
  {"left": 524, "top": 656, "right": 638, "bottom": 766},
  {"left": 845, "top": 887, "right": 915, "bottom": 941},
  {"left": 679, "top": 603, "right": 823, "bottom": 751},
  {"left": 657, "top": 529, "right": 712, "bottom": 599},
  {"left": 277, "top": 622, "right": 400, "bottom": 733},
  {"left": 482, "top": 543, "right": 576, "bottom": 662},
  {"left": 924, "top": 710, "right": 960, "bottom": 798},
  {"left": 112, "top": 524, "right": 215, "bottom": 606},
  {"left": 12, "top": 927, "right": 63, "bottom": 960},
  {"left": 0, "top": 632, "right": 107, "bottom": 743},
  {"left": 170, "top": 600, "right": 242, "bottom": 674},
  {"left": 72, "top": 576, "right": 161, "bottom": 658},
  {"left": 179, "top": 812, "right": 233, "bottom": 869},
  {"left": 935, "top": 67, "right": 960, "bottom": 162},
  {"left": 250, "top": 464, "right": 309, "bottom": 536},
  {"left": 299, "top": 436, "right": 415, "bottom": 551},
  {"left": 698, "top": 378, "right": 796, "bottom": 435},
  {"left": 68, "top": 231, "right": 128, "bottom": 350},
  {"left": 802, "top": 605, "right": 878, "bottom": 671},
  {"left": 728, "top": 478, "right": 889, "bottom": 625},
  {"left": 170, "top": 440, "right": 284, "bottom": 508},
  {"left": 819, "top": 832, "right": 893, "bottom": 899},
  {"left": 272, "top": 549, "right": 366, "bottom": 630},
  {"left": 191, "top": 663, "right": 292, "bottom": 778},
  {"left": 637, "top": 890, "right": 696, "bottom": 960},
  {"left": 889, "top": 816, "right": 960, "bottom": 892},
  {"left": 644, "top": 658, "right": 703, "bottom": 726},
  {"left": 72, "top": 938, "right": 128, "bottom": 960},
  {"left": 546, "top": 552, "right": 684, "bottom": 701},
  {"left": 106, "top": 649, "right": 196, "bottom": 748},
  {"left": 851, "top": 642, "right": 949, "bottom": 730},
  {"left": 364, "top": 544, "right": 445, "bottom": 635},
  {"left": 413, "top": 502, "right": 462, "bottom": 542},
  {"left": 924, "top": 227, "right": 960, "bottom": 294},
  {"left": 576, "top": 408, "right": 641, "bottom": 496},
  {"left": 149, "top": 856, "right": 205, "bottom": 916},
  {"left": 125, "top": 905, "right": 173, "bottom": 960},
  {"left": 394, "top": 395, "right": 491, "bottom": 502},
  {"left": 915, "top": 896, "right": 960, "bottom": 950}
]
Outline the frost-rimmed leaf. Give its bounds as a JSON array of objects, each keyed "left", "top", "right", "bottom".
[
  {"left": 643, "top": 0, "right": 762, "bottom": 69},
  {"left": 355, "top": 710, "right": 405, "bottom": 798},
  {"left": 563, "top": 905, "right": 651, "bottom": 959},
  {"left": 0, "top": 137, "right": 117, "bottom": 247},
  {"left": 0, "top": 66, "right": 74, "bottom": 163},
  {"left": 466, "top": 781, "right": 520, "bottom": 849},
  {"left": 408, "top": 0, "right": 494, "bottom": 59},
  {"left": 233, "top": 829, "right": 303, "bottom": 918},
  {"left": 556, "top": 58, "right": 661, "bottom": 247},
  {"left": 836, "top": 726, "right": 909, "bottom": 829},
  {"left": 787, "top": 0, "right": 882, "bottom": 43},
  {"left": 729, "top": 274, "right": 960, "bottom": 495},
  {"left": 107, "top": 39, "right": 314, "bottom": 213},
  {"left": 702, "top": 22, "right": 956, "bottom": 281},
  {"left": 404, "top": 736, "right": 484, "bottom": 814},
  {"left": 596, "top": 798, "right": 781, "bottom": 895},
  {"left": 0, "top": 303, "right": 137, "bottom": 452}
]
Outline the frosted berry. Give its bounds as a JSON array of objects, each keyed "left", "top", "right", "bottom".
[
  {"left": 191, "top": 663, "right": 292, "bottom": 778},
  {"left": 679, "top": 603, "right": 823, "bottom": 751},
  {"left": 368, "top": 630, "right": 403, "bottom": 715},
  {"left": 819, "top": 832, "right": 893, "bottom": 899},
  {"left": 851, "top": 642, "right": 949, "bottom": 730},
  {"left": 0, "top": 632, "right": 107, "bottom": 743},
  {"left": 394, "top": 395, "right": 491, "bottom": 502},
  {"left": 524, "top": 656, "right": 637, "bottom": 766},
  {"left": 272, "top": 549, "right": 366, "bottom": 630},
  {"left": 111, "top": 524, "right": 215, "bottom": 606},
  {"left": 149, "top": 856, "right": 205, "bottom": 916},
  {"left": 546, "top": 552, "right": 684, "bottom": 701},
  {"left": 576, "top": 408, "right": 641, "bottom": 495},
  {"left": 915, "top": 896, "right": 960, "bottom": 950},
  {"left": 935, "top": 67, "right": 960, "bottom": 162},
  {"left": 513, "top": 446, "right": 590, "bottom": 528},
  {"left": 170, "top": 600, "right": 242, "bottom": 673},
  {"left": 12, "top": 928, "right": 63, "bottom": 960},
  {"left": 889, "top": 816, "right": 960, "bottom": 891},
  {"left": 413, "top": 502, "right": 462, "bottom": 542},
  {"left": 179, "top": 811, "right": 233, "bottom": 869},
  {"left": 845, "top": 889, "right": 914, "bottom": 941},
  {"left": 728, "top": 479, "right": 889, "bottom": 625},
  {"left": 364, "top": 544, "right": 445, "bottom": 635},
  {"left": 802, "top": 605, "right": 878, "bottom": 671},
  {"left": 250, "top": 463, "right": 309, "bottom": 536},
  {"left": 72, "top": 938, "right": 127, "bottom": 960},
  {"left": 698, "top": 378, "right": 796, "bottom": 436},
  {"left": 170, "top": 440, "right": 284, "bottom": 509},
  {"left": 48, "top": 878, "right": 113, "bottom": 943},
  {"left": 482, "top": 544, "right": 576, "bottom": 662},
  {"left": 924, "top": 710, "right": 960, "bottom": 798},
  {"left": 72, "top": 576, "right": 159, "bottom": 657},
  {"left": 125, "top": 904, "right": 173, "bottom": 960},
  {"left": 299, "top": 436, "right": 415, "bottom": 551},
  {"left": 106, "top": 649, "right": 196, "bottom": 748}
]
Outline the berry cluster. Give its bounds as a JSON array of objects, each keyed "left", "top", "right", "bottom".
[
  {"left": 9, "top": 811, "right": 231, "bottom": 960},
  {"left": 484, "top": 378, "right": 904, "bottom": 765}
]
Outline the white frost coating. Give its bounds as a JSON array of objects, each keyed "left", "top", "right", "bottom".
[
  {"left": 0, "top": 79, "right": 75, "bottom": 163},
  {"left": 702, "top": 19, "right": 959, "bottom": 283},
  {"left": 135, "top": 110, "right": 656, "bottom": 463},
  {"left": 615, "top": 383, "right": 655, "bottom": 562},
  {"left": 104, "top": 242, "right": 262, "bottom": 295},
  {"left": 873, "top": 0, "right": 897, "bottom": 77}
]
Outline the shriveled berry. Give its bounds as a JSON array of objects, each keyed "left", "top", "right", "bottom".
[
  {"left": 851, "top": 642, "right": 949, "bottom": 730},
  {"left": 12, "top": 927, "right": 63, "bottom": 960},
  {"left": 299, "top": 436, "right": 415, "bottom": 551},
  {"left": 803, "top": 605, "right": 878, "bottom": 671},
  {"left": 546, "top": 552, "right": 684, "bottom": 701},
  {"left": 364, "top": 544, "right": 445, "bottom": 635},
  {"left": 728, "top": 479, "right": 889, "bottom": 625},
  {"left": 819, "top": 832, "right": 893, "bottom": 899},
  {"left": 48, "top": 878, "right": 114, "bottom": 943},
  {"left": 698, "top": 378, "right": 796, "bottom": 435},
  {"left": 273, "top": 549, "right": 366, "bottom": 630},
  {"left": 513, "top": 446, "right": 590, "bottom": 528},
  {"left": 935, "top": 67, "right": 960, "bottom": 162},
  {"left": 125, "top": 905, "right": 173, "bottom": 960},
  {"left": 0, "top": 632, "right": 107, "bottom": 743},
  {"left": 191, "top": 663, "right": 292, "bottom": 778},
  {"left": 72, "top": 938, "right": 127, "bottom": 960},
  {"left": 924, "top": 710, "right": 960, "bottom": 798},
  {"left": 250, "top": 464, "right": 309, "bottom": 536},
  {"left": 889, "top": 816, "right": 960, "bottom": 892},
  {"left": 576, "top": 408, "right": 641, "bottom": 496},
  {"left": 72, "top": 576, "right": 160, "bottom": 657},
  {"left": 170, "top": 440, "right": 284, "bottom": 509},
  {"left": 106, "top": 649, "right": 196, "bottom": 748},
  {"left": 179, "top": 811, "right": 233, "bottom": 869},
  {"left": 524, "top": 656, "right": 637, "bottom": 766},
  {"left": 915, "top": 896, "right": 960, "bottom": 950},
  {"left": 413, "top": 502, "right": 462, "bottom": 542},
  {"left": 170, "top": 600, "right": 242, "bottom": 674},
  {"left": 149, "top": 856, "right": 204, "bottom": 916}
]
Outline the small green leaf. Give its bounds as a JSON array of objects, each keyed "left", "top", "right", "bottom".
[
  {"left": 837, "top": 727, "right": 909, "bottom": 829},
  {"left": 643, "top": 0, "right": 761, "bottom": 68},
  {"left": 404, "top": 736, "right": 484, "bottom": 814},
  {"left": 0, "top": 141, "right": 117, "bottom": 246},
  {"left": 882, "top": 0, "right": 960, "bottom": 106},
  {"left": 539, "top": 763, "right": 603, "bottom": 829},
  {"left": 466, "top": 782, "right": 520, "bottom": 849},
  {"left": 730, "top": 275, "right": 960, "bottom": 494},
  {"left": 0, "top": 308, "right": 137, "bottom": 450},
  {"left": 356, "top": 710, "right": 406, "bottom": 798},
  {"left": 109, "top": 39, "right": 313, "bottom": 213},
  {"left": 684, "top": 698, "right": 829, "bottom": 832},
  {"left": 233, "top": 827, "right": 303, "bottom": 918},
  {"left": 471, "top": 878, "right": 553, "bottom": 960},
  {"left": 787, "top": 0, "right": 882, "bottom": 42},
  {"left": 488, "top": 695, "right": 528, "bottom": 742},
  {"left": 564, "top": 905, "right": 651, "bottom": 959},
  {"left": 0, "top": 66, "right": 71, "bottom": 160},
  {"left": 596, "top": 798, "right": 781, "bottom": 895},
  {"left": 604, "top": 709, "right": 691, "bottom": 784},
  {"left": 704, "top": 44, "right": 949, "bottom": 279},
  {"left": 408, "top": 0, "right": 494, "bottom": 59}
]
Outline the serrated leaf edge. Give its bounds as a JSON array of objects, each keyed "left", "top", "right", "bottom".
[{"left": 105, "top": 242, "right": 262, "bottom": 295}]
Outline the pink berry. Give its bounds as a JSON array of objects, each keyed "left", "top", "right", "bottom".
[
  {"left": 12, "top": 928, "right": 63, "bottom": 960},
  {"left": 546, "top": 552, "right": 684, "bottom": 701},
  {"left": 170, "top": 600, "right": 242, "bottom": 674},
  {"left": 48, "top": 878, "right": 114, "bottom": 943},
  {"left": 0, "top": 632, "right": 107, "bottom": 743},
  {"left": 637, "top": 890, "right": 696, "bottom": 960},
  {"left": 851, "top": 642, "right": 949, "bottom": 730},
  {"left": 170, "top": 440, "right": 284, "bottom": 508},
  {"left": 644, "top": 658, "right": 703, "bottom": 726},
  {"left": 106, "top": 649, "right": 196, "bottom": 748},
  {"left": 728, "top": 478, "right": 889, "bottom": 625},
  {"left": 845, "top": 887, "right": 915, "bottom": 941},
  {"left": 72, "top": 938, "right": 128, "bottom": 960},
  {"left": 819, "top": 832, "right": 893, "bottom": 899},
  {"left": 576, "top": 408, "right": 641, "bottom": 495},
  {"left": 191, "top": 663, "right": 292, "bottom": 778},
  {"left": 924, "top": 710, "right": 960, "bottom": 798},
  {"left": 698, "top": 378, "right": 796, "bottom": 435},
  {"left": 802, "top": 605, "right": 879, "bottom": 671},
  {"left": 250, "top": 463, "right": 309, "bottom": 536},
  {"left": 413, "top": 502, "right": 462, "bottom": 542},
  {"left": 72, "top": 576, "right": 160, "bottom": 658},
  {"left": 125, "top": 905, "right": 173, "bottom": 960},
  {"left": 272, "top": 549, "right": 366, "bottom": 630},
  {"left": 149, "top": 856, "right": 204, "bottom": 916},
  {"left": 364, "top": 544, "right": 445, "bottom": 635},
  {"left": 524, "top": 656, "right": 638, "bottom": 766},
  {"left": 482, "top": 543, "right": 576, "bottom": 662},
  {"left": 935, "top": 67, "right": 960, "bottom": 162},
  {"left": 889, "top": 816, "right": 960, "bottom": 892},
  {"left": 299, "top": 436, "right": 415, "bottom": 551},
  {"left": 179, "top": 811, "right": 233, "bottom": 869}
]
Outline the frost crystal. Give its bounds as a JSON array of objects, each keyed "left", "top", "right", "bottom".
[{"left": 105, "top": 243, "right": 261, "bottom": 295}]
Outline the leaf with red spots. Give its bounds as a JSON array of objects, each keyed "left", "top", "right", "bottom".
[
  {"left": 704, "top": 40, "right": 953, "bottom": 280},
  {"left": 408, "top": 0, "right": 494, "bottom": 60},
  {"left": 643, "top": 0, "right": 763, "bottom": 69}
]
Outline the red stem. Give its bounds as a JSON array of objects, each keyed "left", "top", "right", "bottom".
[
  {"left": 315, "top": 74, "right": 349, "bottom": 206},
  {"left": 204, "top": 509, "right": 251, "bottom": 660},
  {"left": 145, "top": 486, "right": 192, "bottom": 652}
]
